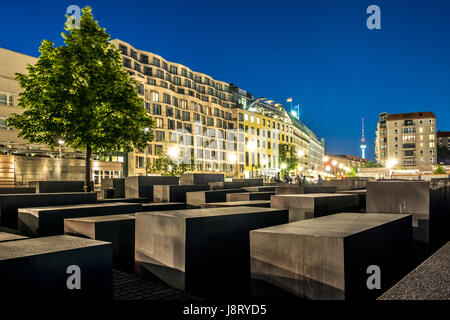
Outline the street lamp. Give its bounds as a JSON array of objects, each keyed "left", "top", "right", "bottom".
[
  {"left": 247, "top": 141, "right": 256, "bottom": 178},
  {"left": 58, "top": 139, "right": 64, "bottom": 158},
  {"left": 168, "top": 146, "right": 179, "bottom": 158},
  {"left": 281, "top": 163, "right": 287, "bottom": 169},
  {"left": 323, "top": 156, "right": 329, "bottom": 162},
  {"left": 386, "top": 159, "right": 398, "bottom": 179},
  {"left": 297, "top": 150, "right": 304, "bottom": 157}
]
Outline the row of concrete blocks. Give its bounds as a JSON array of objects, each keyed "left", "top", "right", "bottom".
[
  {"left": 0, "top": 207, "right": 412, "bottom": 300},
  {"left": 1, "top": 179, "right": 448, "bottom": 299}
]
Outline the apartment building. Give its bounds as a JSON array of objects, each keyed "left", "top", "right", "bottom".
[
  {"left": 112, "top": 39, "right": 324, "bottom": 179},
  {"left": 0, "top": 48, "right": 123, "bottom": 186},
  {"left": 375, "top": 112, "right": 437, "bottom": 169},
  {"left": 437, "top": 131, "right": 450, "bottom": 149},
  {"left": 1, "top": 42, "right": 325, "bottom": 182}
]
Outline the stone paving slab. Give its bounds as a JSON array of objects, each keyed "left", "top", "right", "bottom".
[
  {"left": 113, "top": 269, "right": 201, "bottom": 300},
  {"left": 379, "top": 241, "right": 450, "bottom": 300}
]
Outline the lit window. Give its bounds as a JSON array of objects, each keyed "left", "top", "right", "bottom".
[
  {"left": 250, "top": 116, "right": 254, "bottom": 123},
  {"left": 244, "top": 113, "right": 248, "bottom": 121}
]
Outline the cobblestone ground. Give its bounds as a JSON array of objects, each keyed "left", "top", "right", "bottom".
[{"left": 113, "top": 269, "right": 202, "bottom": 300}]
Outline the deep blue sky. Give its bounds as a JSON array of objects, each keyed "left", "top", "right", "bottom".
[{"left": 1, "top": 0, "right": 450, "bottom": 160}]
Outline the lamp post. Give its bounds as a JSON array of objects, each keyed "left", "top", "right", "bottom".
[
  {"left": 58, "top": 139, "right": 64, "bottom": 158},
  {"left": 247, "top": 141, "right": 256, "bottom": 178},
  {"left": 386, "top": 159, "right": 398, "bottom": 179}
]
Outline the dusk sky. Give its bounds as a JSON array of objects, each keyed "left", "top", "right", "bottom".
[{"left": 1, "top": 0, "right": 450, "bottom": 160}]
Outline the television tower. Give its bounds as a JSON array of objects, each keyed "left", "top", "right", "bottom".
[{"left": 360, "top": 117, "right": 367, "bottom": 159}]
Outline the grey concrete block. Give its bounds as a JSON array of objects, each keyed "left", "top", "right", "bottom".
[
  {"left": 135, "top": 206, "right": 289, "bottom": 297},
  {"left": 270, "top": 193, "right": 360, "bottom": 222},
  {"left": 153, "top": 185, "right": 210, "bottom": 202},
  {"left": 366, "top": 181, "right": 449, "bottom": 249},
  {"left": 100, "top": 178, "right": 125, "bottom": 198},
  {"left": 18, "top": 202, "right": 142, "bottom": 237},
  {"left": 320, "top": 178, "right": 369, "bottom": 191},
  {"left": 201, "top": 201, "right": 271, "bottom": 208},
  {"left": 208, "top": 181, "right": 246, "bottom": 190},
  {"left": 243, "top": 186, "right": 276, "bottom": 192},
  {"left": 0, "top": 187, "right": 35, "bottom": 194},
  {"left": 379, "top": 241, "right": 450, "bottom": 300},
  {"left": 275, "top": 184, "right": 337, "bottom": 195},
  {"left": 339, "top": 189, "right": 367, "bottom": 212},
  {"left": 29, "top": 181, "right": 92, "bottom": 193},
  {"left": 0, "top": 235, "right": 112, "bottom": 298},
  {"left": 232, "top": 178, "right": 264, "bottom": 186},
  {"left": 180, "top": 173, "right": 224, "bottom": 185},
  {"left": 0, "top": 192, "right": 98, "bottom": 229},
  {"left": 124, "top": 176, "right": 179, "bottom": 199},
  {"left": 64, "top": 214, "right": 135, "bottom": 272},
  {"left": 96, "top": 197, "right": 150, "bottom": 204},
  {"left": 185, "top": 189, "right": 246, "bottom": 207},
  {"left": 227, "top": 192, "right": 275, "bottom": 202},
  {"left": 0, "top": 232, "right": 28, "bottom": 243},
  {"left": 141, "top": 202, "right": 186, "bottom": 211},
  {"left": 250, "top": 213, "right": 413, "bottom": 300}
]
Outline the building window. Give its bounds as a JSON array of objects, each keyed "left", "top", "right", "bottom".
[
  {"left": 140, "top": 54, "right": 148, "bottom": 64},
  {"left": 155, "top": 130, "right": 165, "bottom": 142},
  {"left": 123, "top": 58, "right": 131, "bottom": 68},
  {"left": 151, "top": 91, "right": 159, "bottom": 102},
  {"left": 131, "top": 50, "right": 137, "bottom": 60},
  {"left": 155, "top": 118, "right": 163, "bottom": 128},
  {"left": 135, "top": 156, "right": 144, "bottom": 168},
  {"left": 153, "top": 104, "right": 162, "bottom": 115},
  {"left": 119, "top": 44, "right": 128, "bottom": 55}
]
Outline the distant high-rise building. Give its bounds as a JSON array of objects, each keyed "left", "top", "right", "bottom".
[
  {"left": 360, "top": 117, "right": 366, "bottom": 159},
  {"left": 375, "top": 112, "right": 437, "bottom": 169}
]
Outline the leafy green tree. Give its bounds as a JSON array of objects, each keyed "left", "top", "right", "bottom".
[
  {"left": 362, "top": 160, "right": 383, "bottom": 168},
  {"left": 279, "top": 143, "right": 299, "bottom": 176},
  {"left": 7, "top": 7, "right": 153, "bottom": 191},
  {"left": 437, "top": 145, "right": 450, "bottom": 163},
  {"left": 433, "top": 164, "right": 446, "bottom": 174},
  {"left": 346, "top": 166, "right": 358, "bottom": 177},
  {"left": 148, "top": 146, "right": 197, "bottom": 176}
]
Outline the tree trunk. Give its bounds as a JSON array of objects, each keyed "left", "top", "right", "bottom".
[{"left": 85, "top": 144, "right": 92, "bottom": 192}]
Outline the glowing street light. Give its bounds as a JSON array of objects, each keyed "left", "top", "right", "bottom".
[
  {"left": 247, "top": 141, "right": 256, "bottom": 152},
  {"left": 338, "top": 163, "right": 344, "bottom": 169},
  {"left": 228, "top": 153, "right": 237, "bottom": 163},
  {"left": 386, "top": 159, "right": 398, "bottom": 169},
  {"left": 332, "top": 160, "right": 337, "bottom": 166},
  {"left": 323, "top": 156, "right": 329, "bottom": 162},
  {"left": 261, "top": 158, "right": 267, "bottom": 167},
  {"left": 297, "top": 150, "right": 305, "bottom": 157},
  {"left": 281, "top": 163, "right": 287, "bottom": 169},
  {"left": 58, "top": 139, "right": 64, "bottom": 145},
  {"left": 386, "top": 159, "right": 398, "bottom": 179},
  {"left": 325, "top": 165, "right": 331, "bottom": 172},
  {"left": 168, "top": 146, "right": 179, "bottom": 158}
]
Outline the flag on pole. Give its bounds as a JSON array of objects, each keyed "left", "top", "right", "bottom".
[{"left": 286, "top": 98, "right": 292, "bottom": 102}]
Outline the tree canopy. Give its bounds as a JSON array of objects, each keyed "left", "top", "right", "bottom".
[{"left": 8, "top": 6, "right": 153, "bottom": 189}]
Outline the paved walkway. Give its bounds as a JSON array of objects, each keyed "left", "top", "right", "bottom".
[{"left": 113, "top": 269, "right": 201, "bottom": 300}]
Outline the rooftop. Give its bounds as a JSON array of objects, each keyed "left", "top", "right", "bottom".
[{"left": 386, "top": 111, "right": 436, "bottom": 121}]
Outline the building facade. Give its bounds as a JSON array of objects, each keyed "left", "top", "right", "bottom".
[
  {"left": 323, "top": 154, "right": 366, "bottom": 177},
  {"left": 0, "top": 48, "right": 124, "bottom": 186},
  {"left": 1, "top": 42, "right": 325, "bottom": 183},
  {"left": 437, "top": 131, "right": 450, "bottom": 149},
  {"left": 375, "top": 112, "right": 437, "bottom": 169},
  {"left": 111, "top": 39, "right": 325, "bottom": 179}
]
